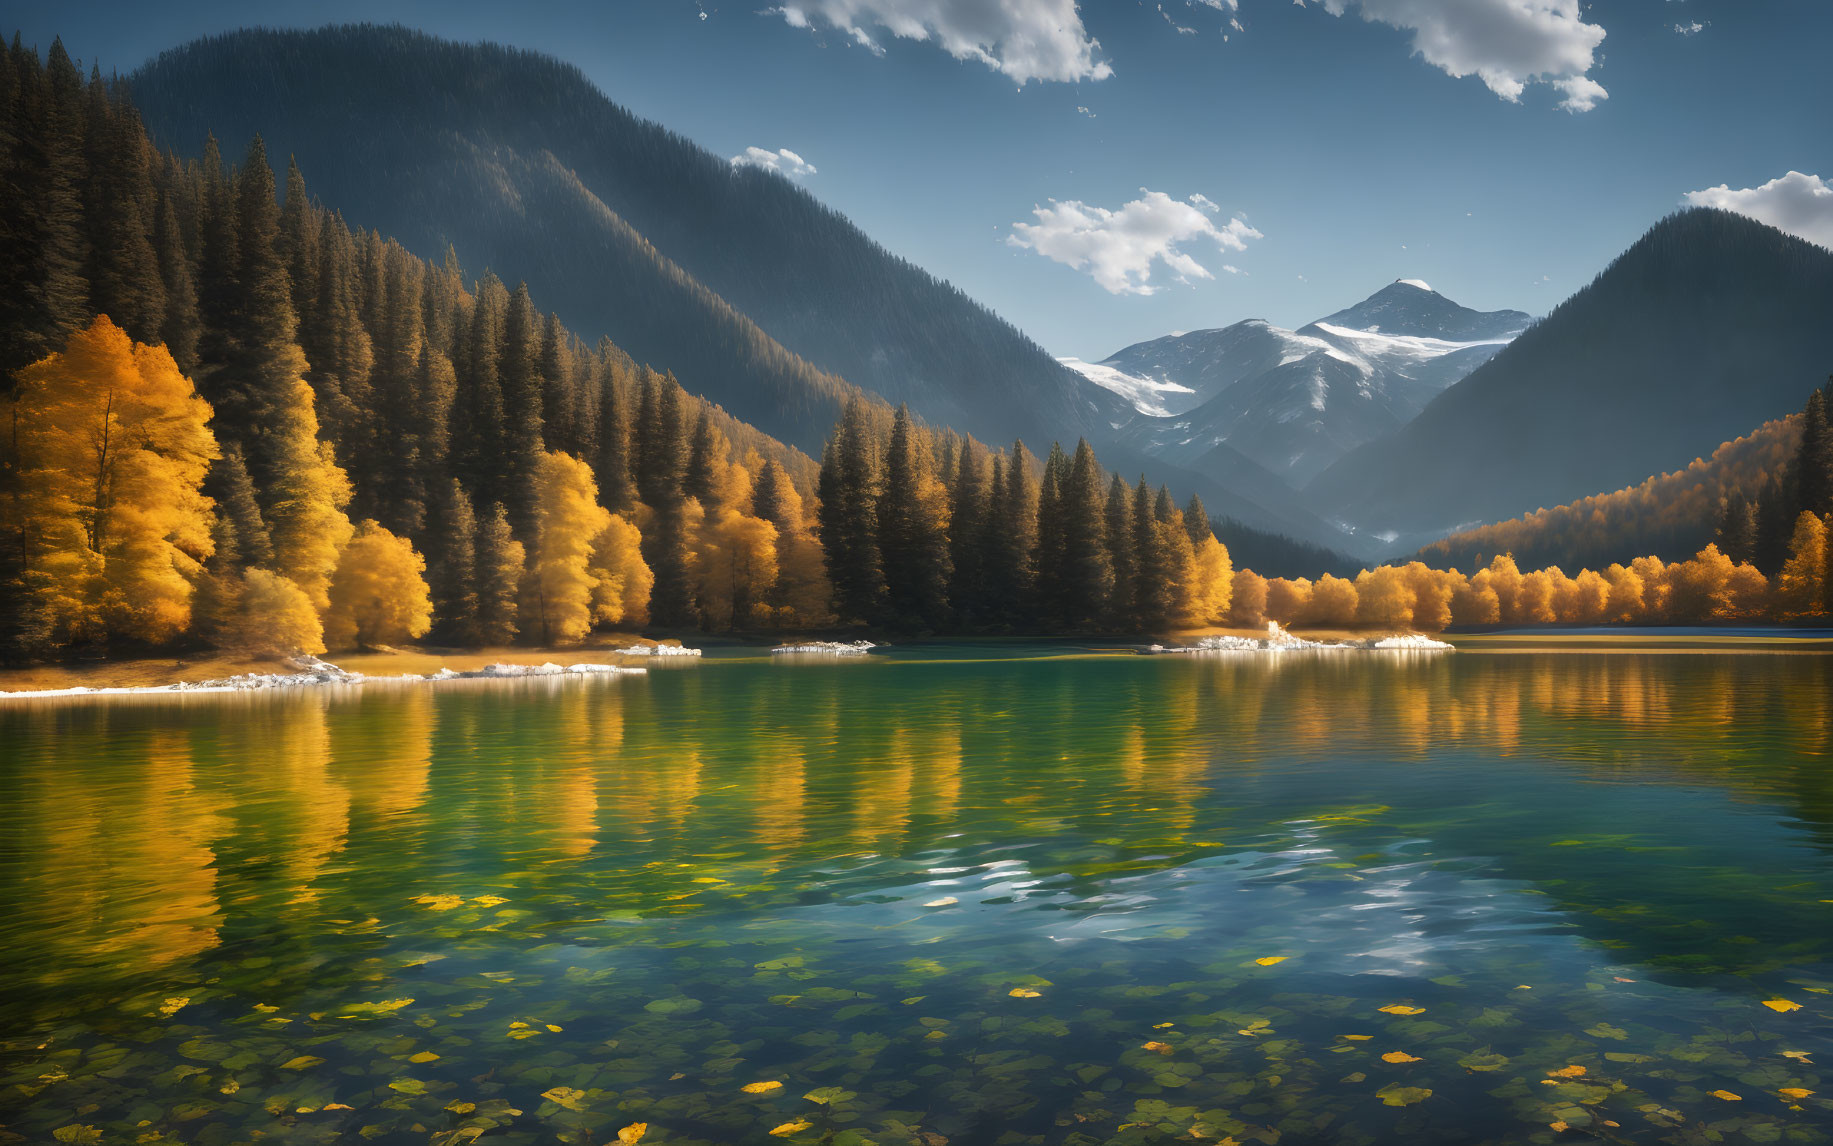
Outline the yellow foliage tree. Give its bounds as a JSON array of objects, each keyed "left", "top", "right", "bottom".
[
  {"left": 756, "top": 464, "right": 835, "bottom": 629},
  {"left": 1402, "top": 562, "right": 1459, "bottom": 632},
  {"left": 1774, "top": 512, "right": 1828, "bottom": 618},
  {"left": 1355, "top": 565, "right": 1415, "bottom": 630},
  {"left": 1180, "top": 535, "right": 1234, "bottom": 627},
  {"left": 1629, "top": 555, "right": 1670, "bottom": 621},
  {"left": 216, "top": 569, "right": 325, "bottom": 657},
  {"left": 5, "top": 316, "right": 218, "bottom": 645},
  {"left": 589, "top": 512, "right": 654, "bottom": 628},
  {"left": 1666, "top": 544, "right": 1753, "bottom": 622},
  {"left": 1304, "top": 574, "right": 1360, "bottom": 627},
  {"left": 264, "top": 375, "right": 353, "bottom": 613},
  {"left": 1568, "top": 568, "right": 1611, "bottom": 624},
  {"left": 1602, "top": 563, "right": 1646, "bottom": 622},
  {"left": 1228, "top": 568, "right": 1268, "bottom": 627},
  {"left": 1264, "top": 577, "right": 1312, "bottom": 625},
  {"left": 1515, "top": 569, "right": 1561, "bottom": 624},
  {"left": 322, "top": 520, "right": 434, "bottom": 651},
  {"left": 1450, "top": 573, "right": 1501, "bottom": 626},
  {"left": 523, "top": 451, "right": 613, "bottom": 646},
  {"left": 696, "top": 502, "right": 780, "bottom": 631},
  {"left": 1482, "top": 555, "right": 1524, "bottom": 621}
]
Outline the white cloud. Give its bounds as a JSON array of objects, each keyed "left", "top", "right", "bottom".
[
  {"left": 1684, "top": 171, "right": 1833, "bottom": 250},
  {"left": 1673, "top": 21, "right": 1705, "bottom": 36},
  {"left": 731, "top": 146, "right": 819, "bottom": 178},
  {"left": 768, "top": 0, "right": 1113, "bottom": 84},
  {"left": 1305, "top": 0, "right": 1608, "bottom": 111},
  {"left": 1007, "top": 188, "right": 1263, "bottom": 295}
]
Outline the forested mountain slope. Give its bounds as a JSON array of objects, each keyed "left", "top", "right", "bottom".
[
  {"left": 1415, "top": 415, "right": 1802, "bottom": 575},
  {"left": 1308, "top": 210, "right": 1833, "bottom": 538},
  {"left": 128, "top": 24, "right": 1131, "bottom": 455}
]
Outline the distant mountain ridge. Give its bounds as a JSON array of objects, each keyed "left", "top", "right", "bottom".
[
  {"left": 128, "top": 24, "right": 1132, "bottom": 457},
  {"left": 129, "top": 24, "right": 1389, "bottom": 548},
  {"left": 1308, "top": 209, "right": 1833, "bottom": 541},
  {"left": 1068, "top": 281, "right": 1531, "bottom": 485}
]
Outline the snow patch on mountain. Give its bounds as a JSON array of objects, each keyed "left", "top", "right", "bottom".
[
  {"left": 1397, "top": 278, "right": 1433, "bottom": 292},
  {"left": 1060, "top": 356, "right": 1195, "bottom": 417},
  {"left": 1310, "top": 323, "right": 1517, "bottom": 361}
]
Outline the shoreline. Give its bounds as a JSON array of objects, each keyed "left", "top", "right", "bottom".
[{"left": 3, "top": 625, "right": 1831, "bottom": 696}]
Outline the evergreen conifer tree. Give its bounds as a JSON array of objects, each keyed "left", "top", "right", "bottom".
[{"left": 879, "top": 405, "right": 953, "bottom": 630}]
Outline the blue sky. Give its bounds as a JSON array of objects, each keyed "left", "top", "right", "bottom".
[{"left": 10, "top": 0, "right": 1831, "bottom": 360}]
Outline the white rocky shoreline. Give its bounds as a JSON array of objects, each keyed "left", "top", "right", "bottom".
[
  {"left": 1149, "top": 623, "right": 1453, "bottom": 654},
  {"left": 0, "top": 654, "right": 651, "bottom": 700},
  {"left": 771, "top": 640, "right": 878, "bottom": 656}
]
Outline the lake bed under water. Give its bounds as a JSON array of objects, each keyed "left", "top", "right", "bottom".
[{"left": 2, "top": 646, "right": 1831, "bottom": 1145}]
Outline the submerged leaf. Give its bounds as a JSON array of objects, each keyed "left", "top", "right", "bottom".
[
  {"left": 742, "top": 1081, "right": 784, "bottom": 1093},
  {"left": 411, "top": 894, "right": 466, "bottom": 910},
  {"left": 1763, "top": 999, "right": 1802, "bottom": 1013},
  {"left": 1142, "top": 1042, "right": 1174, "bottom": 1055},
  {"left": 1377, "top": 1005, "right": 1424, "bottom": 1016},
  {"left": 1008, "top": 988, "right": 1041, "bottom": 998},
  {"left": 771, "top": 1119, "right": 813, "bottom": 1137},
  {"left": 617, "top": 1123, "right": 648, "bottom": 1144},
  {"left": 281, "top": 1056, "right": 325, "bottom": 1070},
  {"left": 1780, "top": 1088, "right": 1814, "bottom": 1100},
  {"left": 1376, "top": 1085, "right": 1432, "bottom": 1107},
  {"left": 542, "top": 1086, "right": 587, "bottom": 1111},
  {"left": 1710, "top": 1090, "right": 1742, "bottom": 1101},
  {"left": 1381, "top": 1051, "right": 1421, "bottom": 1064},
  {"left": 1254, "top": 956, "right": 1288, "bottom": 966}
]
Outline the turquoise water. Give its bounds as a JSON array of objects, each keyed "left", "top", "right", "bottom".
[{"left": 2, "top": 647, "right": 1831, "bottom": 1145}]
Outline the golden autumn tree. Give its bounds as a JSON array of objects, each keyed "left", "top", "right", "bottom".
[
  {"left": 1774, "top": 512, "right": 1828, "bottom": 619},
  {"left": 1602, "top": 563, "right": 1647, "bottom": 622},
  {"left": 264, "top": 381, "right": 355, "bottom": 614},
  {"left": 216, "top": 568, "right": 325, "bottom": 657},
  {"left": 1481, "top": 555, "right": 1525, "bottom": 621},
  {"left": 1180, "top": 535, "right": 1234, "bottom": 627},
  {"left": 1665, "top": 545, "right": 1728, "bottom": 621},
  {"left": 1629, "top": 555, "right": 1671, "bottom": 621},
  {"left": 1304, "top": 574, "right": 1360, "bottom": 627},
  {"left": 691, "top": 449, "right": 781, "bottom": 630},
  {"left": 1402, "top": 562, "right": 1459, "bottom": 632},
  {"left": 1515, "top": 568, "right": 1560, "bottom": 624},
  {"left": 698, "top": 506, "right": 779, "bottom": 631},
  {"left": 4, "top": 317, "right": 218, "bottom": 646},
  {"left": 589, "top": 512, "right": 654, "bottom": 628},
  {"left": 523, "top": 450, "right": 612, "bottom": 646},
  {"left": 322, "top": 520, "right": 434, "bottom": 651},
  {"left": 1228, "top": 568, "right": 1268, "bottom": 627},
  {"left": 1264, "top": 577, "right": 1312, "bottom": 625},
  {"left": 1566, "top": 568, "right": 1611, "bottom": 624},
  {"left": 1450, "top": 572, "right": 1501, "bottom": 626},
  {"left": 752, "top": 457, "right": 834, "bottom": 629},
  {"left": 1355, "top": 565, "right": 1415, "bottom": 630}
]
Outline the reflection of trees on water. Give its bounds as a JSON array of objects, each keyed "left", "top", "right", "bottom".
[{"left": 2, "top": 653, "right": 1831, "bottom": 1015}]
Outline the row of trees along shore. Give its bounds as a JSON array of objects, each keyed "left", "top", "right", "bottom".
[{"left": 2, "top": 41, "right": 1830, "bottom": 664}]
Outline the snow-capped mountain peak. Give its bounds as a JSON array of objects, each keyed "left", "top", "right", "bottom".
[{"left": 1065, "top": 282, "right": 1534, "bottom": 489}]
